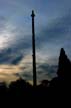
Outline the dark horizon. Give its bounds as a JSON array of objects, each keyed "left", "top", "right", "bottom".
[{"left": 0, "top": 47, "right": 70, "bottom": 105}]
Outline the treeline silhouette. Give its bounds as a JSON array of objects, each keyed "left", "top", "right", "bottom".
[{"left": 0, "top": 48, "right": 70, "bottom": 104}]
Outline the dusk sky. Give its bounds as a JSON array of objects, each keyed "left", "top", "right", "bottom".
[{"left": 0, "top": 0, "right": 71, "bottom": 84}]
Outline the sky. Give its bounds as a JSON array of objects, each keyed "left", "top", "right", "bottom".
[{"left": 0, "top": 0, "right": 71, "bottom": 84}]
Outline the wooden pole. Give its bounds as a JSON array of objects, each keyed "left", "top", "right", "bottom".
[{"left": 31, "top": 10, "right": 37, "bottom": 87}]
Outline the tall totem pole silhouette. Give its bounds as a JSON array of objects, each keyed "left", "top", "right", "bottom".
[{"left": 31, "top": 10, "right": 37, "bottom": 87}]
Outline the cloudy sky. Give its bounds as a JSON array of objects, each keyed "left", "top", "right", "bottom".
[{"left": 0, "top": 0, "right": 71, "bottom": 84}]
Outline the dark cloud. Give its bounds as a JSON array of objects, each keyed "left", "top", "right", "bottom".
[
  {"left": 0, "top": 48, "right": 23, "bottom": 64},
  {"left": 7, "top": 13, "right": 70, "bottom": 60},
  {"left": 8, "top": 13, "right": 71, "bottom": 53},
  {"left": 0, "top": 16, "right": 6, "bottom": 21},
  {"left": 36, "top": 13, "right": 71, "bottom": 48},
  {"left": 0, "top": 13, "right": 71, "bottom": 65},
  {"left": 20, "top": 62, "right": 57, "bottom": 82},
  {"left": 0, "top": 16, "right": 7, "bottom": 30},
  {"left": 37, "top": 63, "right": 57, "bottom": 78},
  {"left": 22, "top": 73, "right": 33, "bottom": 81}
]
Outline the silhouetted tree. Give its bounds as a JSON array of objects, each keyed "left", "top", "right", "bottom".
[
  {"left": 57, "top": 48, "right": 71, "bottom": 80},
  {"left": 40, "top": 80, "right": 49, "bottom": 87},
  {"left": 49, "top": 48, "right": 71, "bottom": 89}
]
